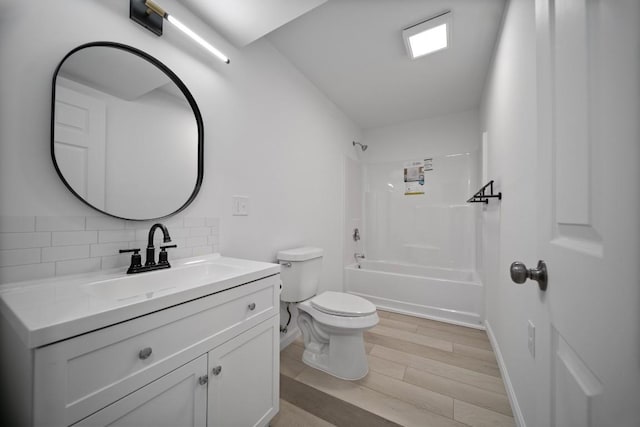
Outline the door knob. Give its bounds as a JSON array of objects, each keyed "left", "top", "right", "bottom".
[{"left": 510, "top": 260, "right": 548, "bottom": 291}]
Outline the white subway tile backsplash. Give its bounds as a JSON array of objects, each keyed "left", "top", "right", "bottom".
[
  {"left": 98, "top": 230, "right": 136, "bottom": 243},
  {"left": 56, "top": 258, "right": 101, "bottom": 276},
  {"left": 86, "top": 216, "right": 125, "bottom": 230},
  {"left": 42, "top": 245, "right": 90, "bottom": 262},
  {"left": 171, "top": 247, "right": 193, "bottom": 259},
  {"left": 125, "top": 220, "right": 155, "bottom": 230},
  {"left": 168, "top": 237, "right": 186, "bottom": 248},
  {"left": 0, "top": 215, "right": 219, "bottom": 284},
  {"left": 0, "top": 232, "right": 51, "bottom": 250},
  {"left": 134, "top": 228, "right": 178, "bottom": 242},
  {"left": 192, "top": 246, "right": 214, "bottom": 256},
  {"left": 128, "top": 237, "right": 185, "bottom": 251},
  {"left": 170, "top": 228, "right": 190, "bottom": 238},
  {"left": 91, "top": 242, "right": 128, "bottom": 258},
  {"left": 101, "top": 253, "right": 132, "bottom": 270},
  {"left": 36, "top": 216, "right": 85, "bottom": 231},
  {"left": 52, "top": 231, "right": 98, "bottom": 246},
  {"left": 134, "top": 229, "right": 149, "bottom": 242},
  {"left": 0, "top": 248, "right": 41, "bottom": 267},
  {"left": 184, "top": 217, "right": 205, "bottom": 227},
  {"left": 186, "top": 236, "right": 207, "bottom": 247},
  {"left": 129, "top": 241, "right": 147, "bottom": 250},
  {"left": 0, "top": 263, "right": 55, "bottom": 284},
  {"left": 189, "top": 227, "right": 210, "bottom": 237},
  {"left": 163, "top": 217, "right": 184, "bottom": 228},
  {"left": 0, "top": 216, "right": 35, "bottom": 233}
]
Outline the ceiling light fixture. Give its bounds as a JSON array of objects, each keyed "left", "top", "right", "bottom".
[
  {"left": 402, "top": 11, "right": 451, "bottom": 59},
  {"left": 130, "top": 0, "right": 230, "bottom": 64}
]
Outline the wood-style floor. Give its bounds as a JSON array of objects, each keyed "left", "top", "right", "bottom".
[{"left": 272, "top": 310, "right": 515, "bottom": 427}]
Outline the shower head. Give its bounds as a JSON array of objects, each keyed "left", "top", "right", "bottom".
[{"left": 353, "top": 141, "right": 368, "bottom": 151}]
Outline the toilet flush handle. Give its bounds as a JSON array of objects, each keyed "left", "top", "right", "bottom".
[{"left": 279, "top": 261, "right": 292, "bottom": 268}]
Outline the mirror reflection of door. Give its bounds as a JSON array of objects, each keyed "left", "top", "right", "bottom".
[
  {"left": 52, "top": 43, "right": 202, "bottom": 220},
  {"left": 54, "top": 83, "right": 106, "bottom": 210}
]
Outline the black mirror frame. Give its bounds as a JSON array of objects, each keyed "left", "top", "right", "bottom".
[{"left": 50, "top": 41, "right": 204, "bottom": 221}]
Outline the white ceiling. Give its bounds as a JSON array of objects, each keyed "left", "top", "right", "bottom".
[
  {"left": 180, "top": 0, "right": 328, "bottom": 47},
  {"left": 267, "top": 0, "right": 506, "bottom": 129}
]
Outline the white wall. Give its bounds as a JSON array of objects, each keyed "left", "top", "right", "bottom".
[
  {"left": 360, "top": 110, "right": 481, "bottom": 270},
  {"left": 480, "top": 0, "right": 538, "bottom": 424},
  {"left": 362, "top": 109, "right": 481, "bottom": 162},
  {"left": 0, "top": 0, "right": 361, "bottom": 294}
]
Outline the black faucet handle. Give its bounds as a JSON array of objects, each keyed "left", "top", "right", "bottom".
[
  {"left": 158, "top": 245, "right": 177, "bottom": 265},
  {"left": 119, "top": 248, "right": 140, "bottom": 254},
  {"left": 119, "top": 248, "right": 142, "bottom": 273}
]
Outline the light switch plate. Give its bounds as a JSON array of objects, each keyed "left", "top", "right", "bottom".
[{"left": 232, "top": 196, "right": 249, "bottom": 216}]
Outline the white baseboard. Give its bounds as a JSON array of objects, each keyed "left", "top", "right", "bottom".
[{"left": 485, "top": 320, "right": 526, "bottom": 427}]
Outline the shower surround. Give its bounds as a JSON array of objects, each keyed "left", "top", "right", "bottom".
[{"left": 345, "top": 151, "right": 483, "bottom": 326}]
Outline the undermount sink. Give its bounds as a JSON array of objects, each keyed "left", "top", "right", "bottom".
[{"left": 83, "top": 261, "right": 241, "bottom": 302}]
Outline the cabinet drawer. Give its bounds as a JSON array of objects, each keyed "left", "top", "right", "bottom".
[{"left": 34, "top": 274, "right": 279, "bottom": 426}]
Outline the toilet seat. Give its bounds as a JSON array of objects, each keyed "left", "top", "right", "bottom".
[
  {"left": 310, "top": 291, "right": 376, "bottom": 317},
  {"left": 297, "top": 292, "right": 378, "bottom": 330}
]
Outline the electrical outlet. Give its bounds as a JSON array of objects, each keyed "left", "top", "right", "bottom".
[
  {"left": 232, "top": 196, "right": 249, "bottom": 216},
  {"left": 528, "top": 320, "right": 535, "bottom": 358}
]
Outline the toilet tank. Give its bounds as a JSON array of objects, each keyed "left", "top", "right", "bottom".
[{"left": 277, "top": 247, "right": 323, "bottom": 302}]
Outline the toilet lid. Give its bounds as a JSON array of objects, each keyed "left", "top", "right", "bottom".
[{"left": 310, "top": 292, "right": 376, "bottom": 317}]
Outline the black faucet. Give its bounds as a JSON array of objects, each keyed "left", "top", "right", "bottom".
[
  {"left": 119, "top": 223, "right": 177, "bottom": 274},
  {"left": 146, "top": 223, "right": 171, "bottom": 267}
]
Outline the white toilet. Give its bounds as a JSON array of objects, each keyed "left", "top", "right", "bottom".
[{"left": 278, "top": 247, "right": 378, "bottom": 380}]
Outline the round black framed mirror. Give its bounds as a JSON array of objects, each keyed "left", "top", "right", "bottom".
[{"left": 51, "top": 42, "right": 204, "bottom": 220}]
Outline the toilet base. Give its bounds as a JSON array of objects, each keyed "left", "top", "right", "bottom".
[{"left": 297, "top": 310, "right": 375, "bottom": 380}]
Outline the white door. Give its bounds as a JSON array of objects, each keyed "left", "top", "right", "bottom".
[
  {"left": 207, "top": 317, "right": 279, "bottom": 427},
  {"left": 535, "top": 1, "right": 640, "bottom": 425},
  {"left": 74, "top": 355, "right": 208, "bottom": 427},
  {"left": 54, "top": 82, "right": 106, "bottom": 209}
]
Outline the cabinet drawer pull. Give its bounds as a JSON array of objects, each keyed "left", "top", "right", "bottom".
[
  {"left": 198, "top": 375, "right": 208, "bottom": 386},
  {"left": 138, "top": 347, "right": 153, "bottom": 360},
  {"left": 212, "top": 365, "right": 222, "bottom": 376},
  {"left": 248, "top": 303, "right": 256, "bottom": 311}
]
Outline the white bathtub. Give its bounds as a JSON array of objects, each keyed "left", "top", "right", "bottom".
[{"left": 344, "top": 260, "right": 484, "bottom": 328}]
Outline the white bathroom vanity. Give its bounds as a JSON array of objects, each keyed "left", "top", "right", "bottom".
[{"left": 0, "top": 254, "right": 280, "bottom": 427}]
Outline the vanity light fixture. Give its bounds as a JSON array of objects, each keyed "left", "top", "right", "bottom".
[
  {"left": 402, "top": 11, "right": 451, "bottom": 59},
  {"left": 130, "top": 0, "right": 230, "bottom": 64}
]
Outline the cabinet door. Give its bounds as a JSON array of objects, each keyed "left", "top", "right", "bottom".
[
  {"left": 207, "top": 317, "right": 279, "bottom": 427},
  {"left": 74, "top": 355, "right": 208, "bottom": 427}
]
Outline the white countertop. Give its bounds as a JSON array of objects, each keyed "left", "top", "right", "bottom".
[{"left": 0, "top": 254, "right": 280, "bottom": 349}]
